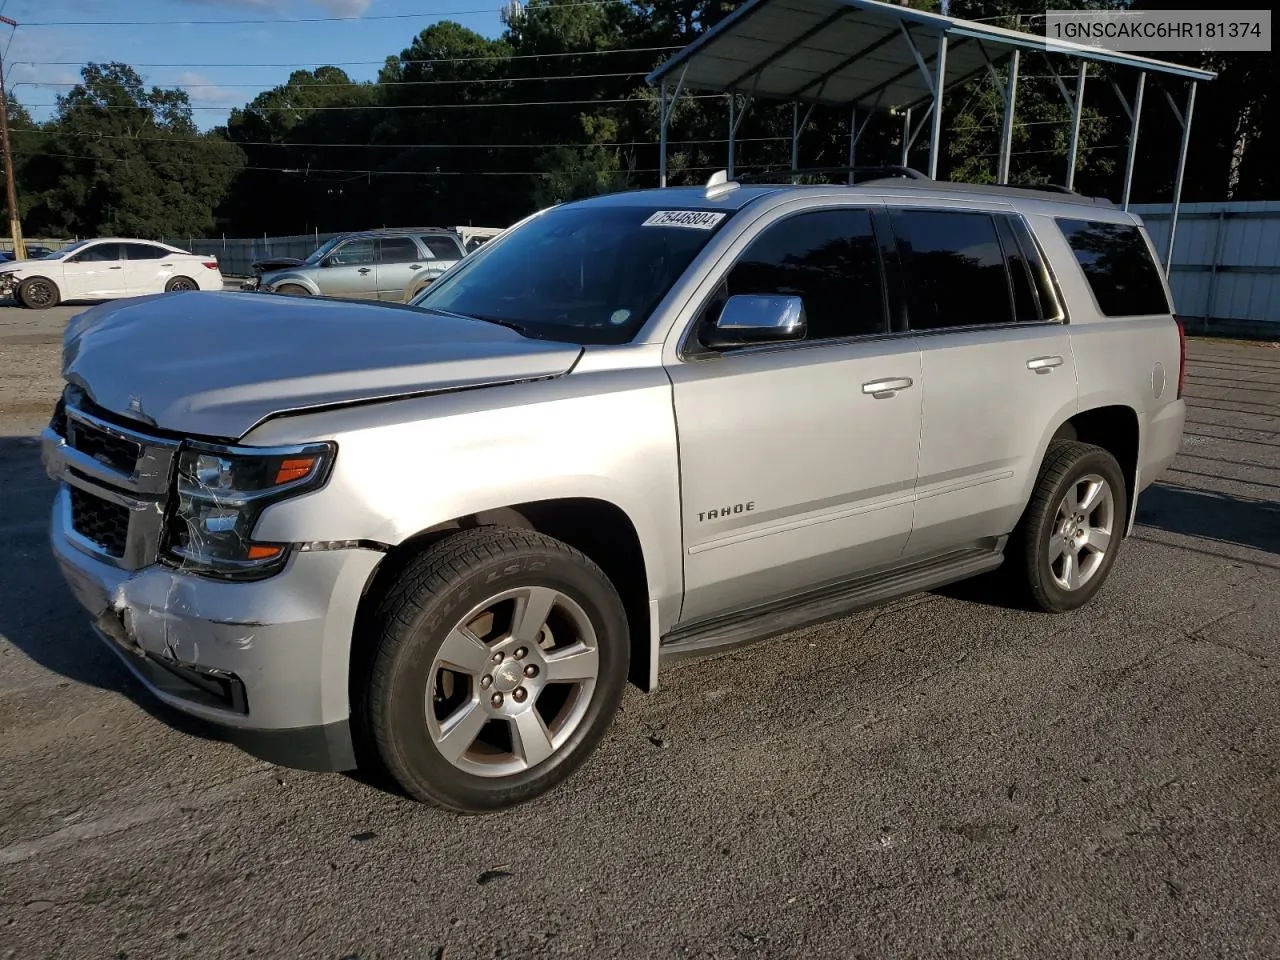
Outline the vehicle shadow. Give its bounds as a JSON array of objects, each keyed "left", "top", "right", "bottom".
[{"left": 1134, "top": 482, "right": 1280, "bottom": 555}]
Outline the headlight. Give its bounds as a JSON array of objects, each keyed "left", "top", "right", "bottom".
[{"left": 162, "top": 439, "right": 336, "bottom": 580}]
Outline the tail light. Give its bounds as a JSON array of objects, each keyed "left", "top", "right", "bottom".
[
  {"left": 202, "top": 261, "right": 219, "bottom": 270},
  {"left": 1174, "top": 315, "right": 1187, "bottom": 399}
]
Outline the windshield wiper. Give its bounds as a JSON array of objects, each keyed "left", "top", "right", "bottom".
[{"left": 420, "top": 307, "right": 536, "bottom": 338}]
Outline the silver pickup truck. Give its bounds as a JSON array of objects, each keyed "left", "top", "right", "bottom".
[{"left": 43, "top": 171, "right": 1186, "bottom": 812}]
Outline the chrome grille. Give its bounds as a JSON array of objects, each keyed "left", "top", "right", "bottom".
[{"left": 43, "top": 389, "right": 180, "bottom": 570}]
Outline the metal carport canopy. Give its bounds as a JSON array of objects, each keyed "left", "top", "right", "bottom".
[{"left": 645, "top": 0, "right": 1216, "bottom": 268}]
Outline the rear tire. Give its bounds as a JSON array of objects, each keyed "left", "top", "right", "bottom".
[
  {"left": 358, "top": 526, "right": 629, "bottom": 813},
  {"left": 165, "top": 275, "right": 197, "bottom": 293},
  {"left": 1007, "top": 440, "right": 1127, "bottom": 613},
  {"left": 18, "top": 276, "right": 60, "bottom": 310}
]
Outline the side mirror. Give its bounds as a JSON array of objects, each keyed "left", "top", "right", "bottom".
[{"left": 701, "top": 294, "right": 806, "bottom": 349}]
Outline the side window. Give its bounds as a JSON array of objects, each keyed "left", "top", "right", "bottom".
[
  {"left": 123, "top": 243, "right": 168, "bottom": 261},
  {"left": 329, "top": 239, "right": 375, "bottom": 266},
  {"left": 1055, "top": 218, "right": 1170, "bottom": 317},
  {"left": 889, "top": 209, "right": 1013, "bottom": 330},
  {"left": 1008, "top": 216, "right": 1065, "bottom": 321},
  {"left": 378, "top": 237, "right": 420, "bottom": 264},
  {"left": 722, "top": 208, "right": 887, "bottom": 342},
  {"left": 995, "top": 216, "right": 1040, "bottom": 323},
  {"left": 71, "top": 243, "right": 123, "bottom": 263},
  {"left": 423, "top": 236, "right": 463, "bottom": 260}
]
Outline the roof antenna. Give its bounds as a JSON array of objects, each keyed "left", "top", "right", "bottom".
[{"left": 705, "top": 169, "right": 740, "bottom": 200}]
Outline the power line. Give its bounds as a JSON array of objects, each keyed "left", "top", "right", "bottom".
[
  {"left": 25, "top": 94, "right": 715, "bottom": 112},
  {"left": 9, "top": 128, "right": 790, "bottom": 150},
  {"left": 9, "top": 46, "right": 683, "bottom": 69},
  {"left": 20, "top": 0, "right": 629, "bottom": 27},
  {"left": 17, "top": 70, "right": 647, "bottom": 90}
]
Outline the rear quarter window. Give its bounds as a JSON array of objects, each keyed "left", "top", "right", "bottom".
[{"left": 1055, "top": 218, "right": 1170, "bottom": 317}]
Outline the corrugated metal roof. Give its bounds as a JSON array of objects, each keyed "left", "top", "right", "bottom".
[{"left": 646, "top": 0, "right": 1216, "bottom": 108}]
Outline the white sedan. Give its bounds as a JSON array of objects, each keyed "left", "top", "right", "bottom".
[{"left": 0, "top": 238, "right": 224, "bottom": 309}]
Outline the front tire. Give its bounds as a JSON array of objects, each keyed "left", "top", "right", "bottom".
[
  {"left": 18, "top": 276, "right": 60, "bottom": 309},
  {"left": 273, "top": 283, "right": 311, "bottom": 297},
  {"left": 1008, "top": 440, "right": 1127, "bottom": 613},
  {"left": 359, "top": 526, "right": 629, "bottom": 813}
]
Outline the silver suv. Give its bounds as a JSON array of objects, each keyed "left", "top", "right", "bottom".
[
  {"left": 43, "top": 170, "right": 1186, "bottom": 812},
  {"left": 257, "top": 228, "right": 466, "bottom": 302}
]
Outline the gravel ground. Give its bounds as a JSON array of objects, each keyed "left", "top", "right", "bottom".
[{"left": 0, "top": 301, "right": 1277, "bottom": 960}]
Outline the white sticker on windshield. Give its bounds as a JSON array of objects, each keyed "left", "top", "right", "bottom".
[{"left": 642, "top": 210, "right": 726, "bottom": 230}]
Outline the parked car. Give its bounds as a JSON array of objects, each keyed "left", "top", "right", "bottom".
[
  {"left": 43, "top": 170, "right": 1186, "bottom": 813},
  {"left": 0, "top": 239, "right": 222, "bottom": 308},
  {"left": 251, "top": 228, "right": 466, "bottom": 302},
  {"left": 0, "top": 244, "right": 57, "bottom": 263}
]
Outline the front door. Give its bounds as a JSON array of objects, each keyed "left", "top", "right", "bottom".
[
  {"left": 668, "top": 205, "right": 924, "bottom": 625},
  {"left": 886, "top": 206, "right": 1080, "bottom": 558},
  {"left": 320, "top": 238, "right": 378, "bottom": 299},
  {"left": 121, "top": 242, "right": 172, "bottom": 296},
  {"left": 63, "top": 242, "right": 126, "bottom": 300}
]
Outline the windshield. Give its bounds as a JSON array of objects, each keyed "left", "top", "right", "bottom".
[
  {"left": 410, "top": 203, "right": 732, "bottom": 344},
  {"left": 303, "top": 236, "right": 343, "bottom": 265}
]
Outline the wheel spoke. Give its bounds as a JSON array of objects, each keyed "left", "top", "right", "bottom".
[
  {"left": 1084, "top": 528, "right": 1111, "bottom": 557},
  {"left": 1048, "top": 536, "right": 1069, "bottom": 565},
  {"left": 510, "top": 708, "right": 555, "bottom": 767},
  {"left": 1061, "top": 484, "right": 1080, "bottom": 516},
  {"left": 511, "top": 587, "right": 558, "bottom": 646},
  {"left": 1078, "top": 479, "right": 1106, "bottom": 514},
  {"left": 542, "top": 643, "right": 599, "bottom": 684},
  {"left": 434, "top": 699, "right": 487, "bottom": 763},
  {"left": 1062, "top": 549, "right": 1080, "bottom": 590},
  {"left": 437, "top": 626, "right": 491, "bottom": 674}
]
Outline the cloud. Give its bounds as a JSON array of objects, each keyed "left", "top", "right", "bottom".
[
  {"left": 175, "top": 72, "right": 245, "bottom": 108},
  {"left": 181, "top": 0, "right": 373, "bottom": 12},
  {"left": 310, "top": 0, "right": 372, "bottom": 13}
]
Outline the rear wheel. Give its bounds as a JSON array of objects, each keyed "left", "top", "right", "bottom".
[
  {"left": 165, "top": 275, "right": 197, "bottom": 293},
  {"left": 18, "top": 276, "right": 60, "bottom": 310},
  {"left": 359, "top": 526, "right": 629, "bottom": 812},
  {"left": 1007, "top": 440, "right": 1127, "bottom": 613}
]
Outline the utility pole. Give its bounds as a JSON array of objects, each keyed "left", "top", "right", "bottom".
[{"left": 0, "top": 15, "right": 24, "bottom": 261}]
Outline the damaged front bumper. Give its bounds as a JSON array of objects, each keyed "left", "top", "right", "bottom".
[
  {"left": 0, "top": 272, "right": 19, "bottom": 299},
  {"left": 43, "top": 413, "right": 383, "bottom": 772}
]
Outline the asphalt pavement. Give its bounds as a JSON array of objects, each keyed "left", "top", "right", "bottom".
[{"left": 0, "top": 302, "right": 1277, "bottom": 960}]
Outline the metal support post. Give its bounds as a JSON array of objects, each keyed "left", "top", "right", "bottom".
[
  {"left": 848, "top": 107, "right": 857, "bottom": 182},
  {"left": 900, "top": 107, "right": 912, "bottom": 166},
  {"left": 1066, "top": 62, "right": 1086, "bottom": 190},
  {"left": 997, "top": 49, "right": 1019, "bottom": 184},
  {"left": 791, "top": 102, "right": 800, "bottom": 172},
  {"left": 1118, "top": 71, "right": 1145, "bottom": 210},
  {"left": 1164, "top": 81, "right": 1197, "bottom": 274},
  {"left": 928, "top": 33, "right": 948, "bottom": 178},
  {"left": 727, "top": 94, "right": 736, "bottom": 180},
  {"left": 658, "top": 82, "right": 668, "bottom": 188}
]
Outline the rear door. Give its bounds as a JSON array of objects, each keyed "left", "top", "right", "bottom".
[
  {"left": 888, "top": 205, "right": 1079, "bottom": 559},
  {"left": 121, "top": 242, "right": 173, "bottom": 295},
  {"left": 375, "top": 236, "right": 425, "bottom": 301},
  {"left": 421, "top": 235, "right": 465, "bottom": 281},
  {"left": 319, "top": 238, "right": 377, "bottom": 299},
  {"left": 62, "top": 242, "right": 126, "bottom": 300}
]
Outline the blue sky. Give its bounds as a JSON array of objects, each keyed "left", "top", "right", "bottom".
[{"left": 4, "top": 0, "right": 508, "bottom": 129}]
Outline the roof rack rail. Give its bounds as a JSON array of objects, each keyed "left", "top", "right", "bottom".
[{"left": 735, "top": 165, "right": 930, "bottom": 185}]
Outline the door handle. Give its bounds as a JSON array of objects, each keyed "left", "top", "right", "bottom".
[
  {"left": 108, "top": 266, "right": 123, "bottom": 270},
  {"left": 862, "top": 377, "right": 914, "bottom": 398},
  {"left": 1027, "top": 355, "right": 1064, "bottom": 374},
  {"left": 358, "top": 267, "right": 371, "bottom": 275},
  {"left": 409, "top": 264, "right": 422, "bottom": 270}
]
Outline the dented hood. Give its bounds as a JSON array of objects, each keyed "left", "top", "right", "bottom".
[{"left": 62, "top": 291, "right": 582, "bottom": 439}]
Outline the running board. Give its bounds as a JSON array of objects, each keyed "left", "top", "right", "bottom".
[{"left": 659, "top": 539, "right": 1006, "bottom": 664}]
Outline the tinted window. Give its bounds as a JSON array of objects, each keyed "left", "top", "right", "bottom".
[
  {"left": 423, "top": 236, "right": 462, "bottom": 259},
  {"left": 995, "top": 217, "right": 1040, "bottom": 323},
  {"left": 124, "top": 243, "right": 168, "bottom": 261},
  {"left": 1056, "top": 218, "right": 1169, "bottom": 317},
  {"left": 413, "top": 204, "right": 727, "bottom": 345},
  {"left": 1008, "top": 216, "right": 1065, "bottom": 321},
  {"left": 72, "top": 243, "right": 123, "bottom": 263},
  {"left": 723, "top": 209, "right": 886, "bottom": 341},
  {"left": 890, "top": 210, "right": 1013, "bottom": 329},
  {"left": 329, "top": 239, "right": 375, "bottom": 266},
  {"left": 379, "top": 237, "right": 420, "bottom": 263}
]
